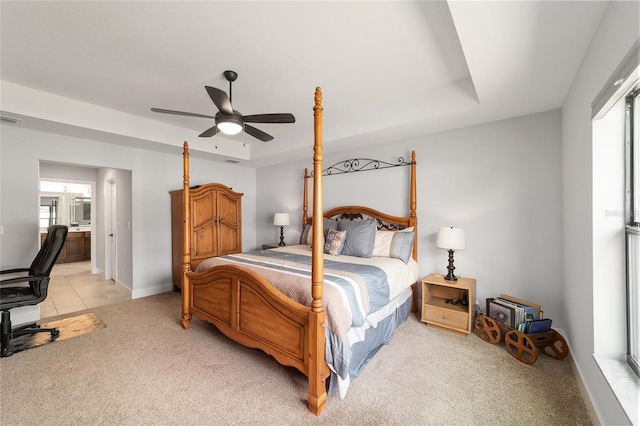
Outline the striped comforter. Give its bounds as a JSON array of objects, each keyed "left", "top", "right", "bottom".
[{"left": 195, "top": 244, "right": 419, "bottom": 394}]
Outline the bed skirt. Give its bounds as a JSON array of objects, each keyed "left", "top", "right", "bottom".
[{"left": 327, "top": 286, "right": 413, "bottom": 397}]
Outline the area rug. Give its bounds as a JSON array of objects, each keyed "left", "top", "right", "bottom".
[{"left": 9, "top": 312, "right": 106, "bottom": 354}]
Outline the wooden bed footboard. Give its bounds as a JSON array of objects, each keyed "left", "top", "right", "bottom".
[{"left": 187, "top": 264, "right": 329, "bottom": 380}]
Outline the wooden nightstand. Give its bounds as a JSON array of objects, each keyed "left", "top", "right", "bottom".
[
  {"left": 261, "top": 243, "right": 280, "bottom": 250},
  {"left": 420, "top": 273, "right": 476, "bottom": 335}
]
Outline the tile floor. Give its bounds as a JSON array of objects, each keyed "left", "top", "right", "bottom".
[{"left": 40, "top": 261, "right": 131, "bottom": 319}]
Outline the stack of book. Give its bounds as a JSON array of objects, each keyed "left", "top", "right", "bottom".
[{"left": 486, "top": 296, "right": 551, "bottom": 333}]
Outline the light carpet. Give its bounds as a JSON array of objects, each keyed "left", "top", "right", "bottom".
[{"left": 0, "top": 291, "right": 592, "bottom": 425}]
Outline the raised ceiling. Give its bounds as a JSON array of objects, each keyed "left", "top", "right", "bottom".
[{"left": 0, "top": 1, "right": 609, "bottom": 167}]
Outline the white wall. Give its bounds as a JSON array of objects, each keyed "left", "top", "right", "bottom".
[
  {"left": 562, "top": 1, "right": 639, "bottom": 424},
  {"left": 257, "top": 109, "right": 565, "bottom": 324},
  {"left": 0, "top": 124, "right": 257, "bottom": 299}
]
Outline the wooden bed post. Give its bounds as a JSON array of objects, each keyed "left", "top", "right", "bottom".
[
  {"left": 410, "top": 150, "right": 418, "bottom": 261},
  {"left": 308, "top": 87, "right": 327, "bottom": 415},
  {"left": 180, "top": 141, "right": 193, "bottom": 329},
  {"left": 303, "top": 167, "right": 309, "bottom": 228}
]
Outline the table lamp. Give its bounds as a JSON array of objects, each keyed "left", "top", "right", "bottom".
[
  {"left": 436, "top": 226, "right": 466, "bottom": 281},
  {"left": 273, "top": 213, "right": 290, "bottom": 246}
]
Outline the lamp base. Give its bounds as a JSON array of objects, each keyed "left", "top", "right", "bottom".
[
  {"left": 444, "top": 249, "right": 458, "bottom": 281},
  {"left": 444, "top": 271, "right": 458, "bottom": 281},
  {"left": 278, "top": 226, "right": 286, "bottom": 246}
]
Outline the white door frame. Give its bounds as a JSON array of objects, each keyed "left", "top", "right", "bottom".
[{"left": 105, "top": 178, "right": 117, "bottom": 282}]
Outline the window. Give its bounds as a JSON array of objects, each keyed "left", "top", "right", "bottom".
[{"left": 625, "top": 89, "right": 640, "bottom": 377}]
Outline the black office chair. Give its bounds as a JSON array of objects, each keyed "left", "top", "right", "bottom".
[{"left": 0, "top": 225, "right": 68, "bottom": 357}]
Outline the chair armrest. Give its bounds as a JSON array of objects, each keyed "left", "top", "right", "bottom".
[
  {"left": 0, "top": 268, "right": 29, "bottom": 275},
  {"left": 0, "top": 275, "right": 45, "bottom": 286}
]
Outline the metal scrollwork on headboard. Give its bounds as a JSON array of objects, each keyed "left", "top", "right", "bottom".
[
  {"left": 338, "top": 212, "right": 363, "bottom": 221},
  {"left": 331, "top": 212, "right": 406, "bottom": 231},
  {"left": 308, "top": 156, "right": 413, "bottom": 177}
]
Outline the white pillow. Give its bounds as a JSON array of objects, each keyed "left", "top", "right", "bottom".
[{"left": 372, "top": 230, "right": 415, "bottom": 264}]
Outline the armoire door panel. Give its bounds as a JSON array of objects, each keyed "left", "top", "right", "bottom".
[
  {"left": 193, "top": 222, "right": 218, "bottom": 259},
  {"left": 192, "top": 192, "right": 215, "bottom": 229},
  {"left": 170, "top": 183, "right": 243, "bottom": 288},
  {"left": 217, "top": 193, "right": 240, "bottom": 227},
  {"left": 218, "top": 223, "right": 240, "bottom": 255}
]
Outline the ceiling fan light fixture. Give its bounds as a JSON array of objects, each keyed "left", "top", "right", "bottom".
[
  {"left": 152, "top": 70, "right": 294, "bottom": 142},
  {"left": 217, "top": 115, "right": 243, "bottom": 135}
]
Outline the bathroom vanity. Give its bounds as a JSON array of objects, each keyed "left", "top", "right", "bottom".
[{"left": 41, "top": 228, "right": 91, "bottom": 263}]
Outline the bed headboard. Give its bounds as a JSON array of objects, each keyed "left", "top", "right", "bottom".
[{"left": 302, "top": 152, "right": 418, "bottom": 261}]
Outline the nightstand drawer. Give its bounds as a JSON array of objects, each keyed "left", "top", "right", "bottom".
[{"left": 423, "top": 306, "right": 468, "bottom": 330}]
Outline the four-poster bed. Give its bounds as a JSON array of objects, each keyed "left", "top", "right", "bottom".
[{"left": 178, "top": 88, "right": 418, "bottom": 415}]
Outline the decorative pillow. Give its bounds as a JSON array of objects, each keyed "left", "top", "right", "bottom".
[
  {"left": 323, "top": 229, "right": 347, "bottom": 256},
  {"left": 372, "top": 230, "right": 415, "bottom": 264},
  {"left": 300, "top": 224, "right": 312, "bottom": 245},
  {"left": 337, "top": 219, "right": 377, "bottom": 258},
  {"left": 299, "top": 218, "right": 339, "bottom": 245}
]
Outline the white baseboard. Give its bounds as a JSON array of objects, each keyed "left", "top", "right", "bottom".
[
  {"left": 554, "top": 327, "right": 600, "bottom": 426},
  {"left": 569, "top": 351, "right": 601, "bottom": 425},
  {"left": 131, "top": 282, "right": 173, "bottom": 299}
]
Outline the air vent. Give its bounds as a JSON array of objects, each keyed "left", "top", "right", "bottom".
[
  {"left": 226, "top": 159, "right": 240, "bottom": 164},
  {"left": 0, "top": 115, "right": 22, "bottom": 124}
]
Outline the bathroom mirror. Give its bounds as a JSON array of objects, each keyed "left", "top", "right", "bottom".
[{"left": 70, "top": 197, "right": 91, "bottom": 226}]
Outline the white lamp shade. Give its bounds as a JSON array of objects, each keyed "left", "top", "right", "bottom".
[
  {"left": 273, "top": 213, "right": 290, "bottom": 226},
  {"left": 436, "top": 227, "right": 466, "bottom": 250}
]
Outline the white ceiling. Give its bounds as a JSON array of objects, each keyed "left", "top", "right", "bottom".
[{"left": 0, "top": 1, "right": 609, "bottom": 167}]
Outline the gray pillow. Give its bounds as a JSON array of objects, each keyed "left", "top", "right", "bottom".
[
  {"left": 324, "top": 217, "right": 338, "bottom": 235},
  {"left": 300, "top": 218, "right": 339, "bottom": 245},
  {"left": 337, "top": 219, "right": 377, "bottom": 257}
]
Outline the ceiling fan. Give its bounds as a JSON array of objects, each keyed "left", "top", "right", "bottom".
[{"left": 151, "top": 70, "right": 295, "bottom": 142}]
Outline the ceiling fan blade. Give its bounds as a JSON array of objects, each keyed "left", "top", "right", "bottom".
[
  {"left": 243, "top": 113, "right": 296, "bottom": 124},
  {"left": 151, "top": 108, "right": 216, "bottom": 119},
  {"left": 199, "top": 125, "right": 220, "bottom": 137},
  {"left": 205, "top": 86, "right": 234, "bottom": 115},
  {"left": 244, "top": 124, "right": 274, "bottom": 142}
]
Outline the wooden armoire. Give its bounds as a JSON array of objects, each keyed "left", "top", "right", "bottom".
[{"left": 170, "top": 183, "right": 243, "bottom": 288}]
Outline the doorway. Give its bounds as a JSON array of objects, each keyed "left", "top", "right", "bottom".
[
  {"left": 38, "top": 178, "right": 95, "bottom": 271},
  {"left": 37, "top": 162, "right": 133, "bottom": 318}
]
